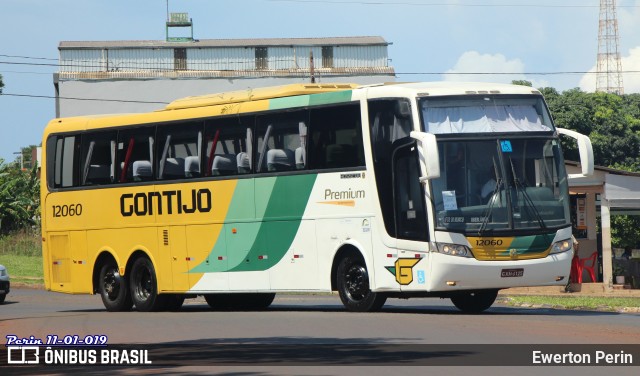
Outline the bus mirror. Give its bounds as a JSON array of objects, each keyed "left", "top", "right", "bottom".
[
  {"left": 410, "top": 131, "right": 440, "bottom": 181},
  {"left": 557, "top": 128, "right": 594, "bottom": 178}
]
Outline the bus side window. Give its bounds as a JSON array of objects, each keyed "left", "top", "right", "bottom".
[
  {"left": 205, "top": 115, "right": 254, "bottom": 176},
  {"left": 308, "top": 103, "right": 362, "bottom": 170},
  {"left": 80, "top": 131, "right": 117, "bottom": 186},
  {"left": 116, "top": 127, "right": 155, "bottom": 183},
  {"left": 47, "top": 134, "right": 80, "bottom": 189},
  {"left": 256, "top": 110, "right": 307, "bottom": 173},
  {"left": 157, "top": 121, "right": 203, "bottom": 180}
]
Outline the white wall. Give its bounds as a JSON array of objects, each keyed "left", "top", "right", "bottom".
[{"left": 57, "top": 75, "right": 394, "bottom": 117}]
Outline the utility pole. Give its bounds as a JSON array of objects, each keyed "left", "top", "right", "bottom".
[
  {"left": 309, "top": 50, "right": 316, "bottom": 84},
  {"left": 596, "top": 0, "right": 624, "bottom": 94}
]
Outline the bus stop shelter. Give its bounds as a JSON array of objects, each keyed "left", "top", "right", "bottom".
[{"left": 566, "top": 162, "right": 640, "bottom": 291}]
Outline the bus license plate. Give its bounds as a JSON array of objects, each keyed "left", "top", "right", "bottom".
[{"left": 501, "top": 268, "right": 524, "bottom": 278}]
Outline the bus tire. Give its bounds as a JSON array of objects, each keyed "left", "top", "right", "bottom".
[
  {"left": 450, "top": 290, "right": 498, "bottom": 313},
  {"left": 204, "top": 293, "right": 275, "bottom": 310},
  {"left": 129, "top": 257, "right": 166, "bottom": 312},
  {"left": 98, "top": 262, "right": 133, "bottom": 312},
  {"left": 0, "top": 293, "right": 5, "bottom": 304},
  {"left": 336, "top": 254, "right": 386, "bottom": 312}
]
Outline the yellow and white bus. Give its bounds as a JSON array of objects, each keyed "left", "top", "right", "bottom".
[{"left": 41, "top": 82, "right": 593, "bottom": 313}]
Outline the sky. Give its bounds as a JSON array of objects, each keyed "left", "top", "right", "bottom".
[{"left": 2, "top": 0, "right": 640, "bottom": 164}]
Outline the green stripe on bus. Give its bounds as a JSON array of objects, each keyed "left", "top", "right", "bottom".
[
  {"left": 268, "top": 90, "right": 352, "bottom": 110},
  {"left": 190, "top": 174, "right": 317, "bottom": 273},
  {"left": 229, "top": 174, "right": 317, "bottom": 271},
  {"left": 507, "top": 234, "right": 554, "bottom": 255}
]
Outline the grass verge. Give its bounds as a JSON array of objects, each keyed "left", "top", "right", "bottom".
[
  {"left": 500, "top": 295, "right": 640, "bottom": 311},
  {"left": 0, "top": 230, "right": 43, "bottom": 284}
]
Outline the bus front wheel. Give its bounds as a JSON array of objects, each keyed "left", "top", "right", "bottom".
[
  {"left": 98, "top": 262, "right": 133, "bottom": 312},
  {"left": 450, "top": 290, "right": 498, "bottom": 313},
  {"left": 336, "top": 254, "right": 386, "bottom": 312},
  {"left": 129, "top": 257, "right": 166, "bottom": 312}
]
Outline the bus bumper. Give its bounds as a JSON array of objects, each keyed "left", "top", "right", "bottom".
[{"left": 420, "top": 251, "right": 573, "bottom": 292}]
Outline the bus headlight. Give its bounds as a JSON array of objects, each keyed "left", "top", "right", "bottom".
[
  {"left": 436, "top": 243, "right": 472, "bottom": 258},
  {"left": 550, "top": 239, "right": 572, "bottom": 254}
]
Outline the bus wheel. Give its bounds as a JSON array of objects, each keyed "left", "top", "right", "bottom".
[
  {"left": 204, "top": 293, "right": 275, "bottom": 310},
  {"left": 450, "top": 290, "right": 498, "bottom": 313},
  {"left": 129, "top": 257, "right": 166, "bottom": 312},
  {"left": 99, "top": 262, "right": 133, "bottom": 312},
  {"left": 336, "top": 254, "right": 386, "bottom": 312}
]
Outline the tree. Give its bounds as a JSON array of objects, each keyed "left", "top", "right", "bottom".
[
  {"left": 542, "top": 88, "right": 640, "bottom": 171},
  {"left": 511, "top": 80, "right": 532, "bottom": 87},
  {"left": 0, "top": 159, "right": 40, "bottom": 234}
]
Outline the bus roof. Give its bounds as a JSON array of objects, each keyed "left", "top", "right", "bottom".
[
  {"left": 164, "top": 83, "right": 359, "bottom": 111},
  {"left": 362, "top": 81, "right": 542, "bottom": 98}
]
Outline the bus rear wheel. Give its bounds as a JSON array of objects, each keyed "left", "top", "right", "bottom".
[
  {"left": 336, "top": 254, "right": 386, "bottom": 312},
  {"left": 204, "top": 293, "right": 275, "bottom": 310},
  {"left": 129, "top": 257, "right": 166, "bottom": 312},
  {"left": 99, "top": 262, "right": 133, "bottom": 312},
  {"left": 450, "top": 290, "right": 498, "bottom": 313}
]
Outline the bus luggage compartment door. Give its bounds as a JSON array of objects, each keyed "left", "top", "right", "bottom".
[{"left": 47, "top": 231, "right": 90, "bottom": 293}]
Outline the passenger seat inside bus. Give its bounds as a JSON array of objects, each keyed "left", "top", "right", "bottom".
[
  {"left": 295, "top": 147, "right": 305, "bottom": 169},
  {"left": 86, "top": 164, "right": 111, "bottom": 185},
  {"left": 132, "top": 160, "right": 152, "bottom": 181},
  {"left": 237, "top": 152, "right": 250, "bottom": 174},
  {"left": 266, "top": 149, "right": 294, "bottom": 171},
  {"left": 163, "top": 157, "right": 185, "bottom": 179},
  {"left": 185, "top": 156, "right": 200, "bottom": 178},
  {"left": 212, "top": 154, "right": 237, "bottom": 176}
]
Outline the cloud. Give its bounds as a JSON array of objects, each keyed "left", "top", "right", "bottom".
[
  {"left": 579, "top": 46, "right": 640, "bottom": 94},
  {"left": 443, "top": 51, "right": 548, "bottom": 87}
]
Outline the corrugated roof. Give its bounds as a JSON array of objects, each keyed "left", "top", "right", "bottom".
[{"left": 59, "top": 36, "right": 389, "bottom": 49}]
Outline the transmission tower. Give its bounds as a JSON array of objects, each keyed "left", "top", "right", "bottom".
[{"left": 596, "top": 0, "right": 624, "bottom": 94}]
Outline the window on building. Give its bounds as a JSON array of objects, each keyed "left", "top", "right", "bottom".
[
  {"left": 174, "top": 48, "right": 187, "bottom": 71},
  {"left": 322, "top": 46, "right": 334, "bottom": 69},
  {"left": 255, "top": 47, "right": 268, "bottom": 70}
]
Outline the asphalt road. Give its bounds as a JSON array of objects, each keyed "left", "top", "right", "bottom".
[{"left": 1, "top": 287, "right": 639, "bottom": 375}]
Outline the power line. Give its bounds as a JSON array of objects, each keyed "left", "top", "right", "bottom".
[
  {"left": 400, "top": 70, "right": 640, "bottom": 75},
  {"left": 265, "top": 0, "right": 640, "bottom": 8},
  {"left": 0, "top": 54, "right": 59, "bottom": 62},
  {"left": 0, "top": 93, "right": 169, "bottom": 105},
  {"left": 4, "top": 59, "right": 640, "bottom": 76}
]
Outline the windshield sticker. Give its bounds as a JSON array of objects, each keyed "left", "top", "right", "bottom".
[
  {"left": 442, "top": 190, "right": 458, "bottom": 210},
  {"left": 443, "top": 216, "right": 464, "bottom": 223},
  {"left": 500, "top": 140, "right": 513, "bottom": 153}
]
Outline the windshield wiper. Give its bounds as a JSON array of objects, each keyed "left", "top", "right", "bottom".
[
  {"left": 508, "top": 157, "right": 546, "bottom": 229},
  {"left": 478, "top": 158, "right": 502, "bottom": 235}
]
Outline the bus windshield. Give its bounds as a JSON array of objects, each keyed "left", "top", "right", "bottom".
[
  {"left": 420, "top": 95, "right": 554, "bottom": 134},
  {"left": 428, "top": 137, "right": 570, "bottom": 234}
]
